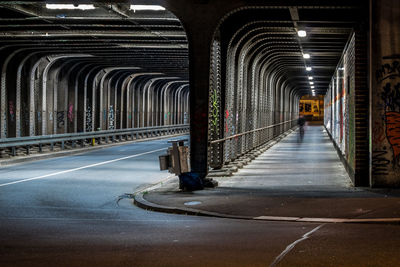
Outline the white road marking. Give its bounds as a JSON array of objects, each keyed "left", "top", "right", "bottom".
[
  {"left": 0, "top": 217, "right": 201, "bottom": 222},
  {"left": 269, "top": 224, "right": 324, "bottom": 267},
  {"left": 0, "top": 147, "right": 167, "bottom": 187}
]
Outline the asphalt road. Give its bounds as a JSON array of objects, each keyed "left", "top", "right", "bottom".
[{"left": 1, "top": 136, "right": 400, "bottom": 266}]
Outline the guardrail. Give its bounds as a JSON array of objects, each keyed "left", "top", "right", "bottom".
[
  {"left": 207, "top": 119, "right": 297, "bottom": 168},
  {"left": 0, "top": 125, "right": 189, "bottom": 157},
  {"left": 209, "top": 119, "right": 297, "bottom": 145}
]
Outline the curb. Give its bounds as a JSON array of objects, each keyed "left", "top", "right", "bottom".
[
  {"left": 133, "top": 127, "right": 400, "bottom": 225},
  {"left": 133, "top": 192, "right": 400, "bottom": 225}
]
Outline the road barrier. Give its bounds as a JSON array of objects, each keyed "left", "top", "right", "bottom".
[{"left": 0, "top": 125, "right": 189, "bottom": 158}]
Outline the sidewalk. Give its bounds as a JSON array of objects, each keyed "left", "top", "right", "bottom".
[{"left": 134, "top": 126, "right": 400, "bottom": 223}]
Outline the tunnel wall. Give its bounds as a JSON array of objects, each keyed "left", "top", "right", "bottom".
[
  {"left": 208, "top": 26, "right": 299, "bottom": 169},
  {"left": 370, "top": 0, "right": 400, "bottom": 187},
  {"left": 324, "top": 33, "right": 357, "bottom": 184},
  {"left": 0, "top": 50, "right": 190, "bottom": 139}
]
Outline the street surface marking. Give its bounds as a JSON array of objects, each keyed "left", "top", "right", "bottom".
[
  {"left": 269, "top": 224, "right": 324, "bottom": 267},
  {"left": 0, "top": 147, "right": 167, "bottom": 187},
  {"left": 0, "top": 217, "right": 201, "bottom": 222}
]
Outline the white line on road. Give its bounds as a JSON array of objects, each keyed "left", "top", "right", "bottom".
[
  {"left": 269, "top": 224, "right": 324, "bottom": 267},
  {"left": 0, "top": 217, "right": 201, "bottom": 222},
  {"left": 0, "top": 147, "right": 167, "bottom": 187}
]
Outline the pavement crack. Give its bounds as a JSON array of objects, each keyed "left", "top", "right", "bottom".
[
  {"left": 269, "top": 224, "right": 325, "bottom": 267},
  {"left": 116, "top": 193, "right": 135, "bottom": 206}
]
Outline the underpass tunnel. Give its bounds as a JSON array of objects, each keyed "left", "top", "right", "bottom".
[
  {"left": 0, "top": 3, "right": 190, "bottom": 139},
  {"left": 205, "top": 4, "right": 369, "bottom": 186},
  {"left": 0, "top": 1, "right": 399, "bottom": 189}
]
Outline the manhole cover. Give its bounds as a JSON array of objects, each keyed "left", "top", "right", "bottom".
[{"left": 184, "top": 201, "right": 202, "bottom": 206}]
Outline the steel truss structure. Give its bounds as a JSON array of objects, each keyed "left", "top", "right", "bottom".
[{"left": 0, "top": 3, "right": 189, "bottom": 139}]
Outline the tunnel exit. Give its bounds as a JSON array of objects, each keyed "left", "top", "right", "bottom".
[{"left": 299, "top": 95, "right": 324, "bottom": 124}]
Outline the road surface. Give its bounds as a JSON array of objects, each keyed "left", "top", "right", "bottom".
[{"left": 0, "top": 136, "right": 399, "bottom": 266}]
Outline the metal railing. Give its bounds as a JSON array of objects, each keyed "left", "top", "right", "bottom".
[
  {"left": 209, "top": 119, "right": 296, "bottom": 145},
  {"left": 0, "top": 125, "right": 189, "bottom": 157},
  {"left": 207, "top": 119, "right": 297, "bottom": 167}
]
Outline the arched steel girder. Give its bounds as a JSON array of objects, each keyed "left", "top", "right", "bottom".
[
  {"left": 233, "top": 46, "right": 298, "bottom": 123},
  {"left": 0, "top": 45, "right": 188, "bottom": 82},
  {"left": 219, "top": 6, "right": 357, "bottom": 94},
  {"left": 1, "top": 47, "right": 186, "bottom": 137},
  {"left": 227, "top": 37, "right": 302, "bottom": 115},
  {"left": 161, "top": 81, "right": 189, "bottom": 126},
  {"left": 109, "top": 71, "right": 137, "bottom": 130},
  {"left": 25, "top": 54, "right": 88, "bottom": 136},
  {"left": 40, "top": 55, "right": 94, "bottom": 135},
  {"left": 237, "top": 42, "right": 305, "bottom": 96},
  {"left": 173, "top": 84, "right": 189, "bottom": 125},
  {"left": 122, "top": 73, "right": 162, "bottom": 128},
  {"left": 45, "top": 58, "right": 93, "bottom": 135},
  {"left": 97, "top": 68, "right": 142, "bottom": 130},
  {"left": 142, "top": 77, "right": 174, "bottom": 127}
]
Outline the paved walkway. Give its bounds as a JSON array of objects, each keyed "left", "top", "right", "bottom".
[{"left": 136, "top": 126, "right": 400, "bottom": 222}]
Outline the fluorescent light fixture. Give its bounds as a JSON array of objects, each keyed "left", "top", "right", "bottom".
[
  {"left": 303, "top": 53, "right": 310, "bottom": 59},
  {"left": 310, "top": 82, "right": 314, "bottom": 85},
  {"left": 130, "top": 5, "right": 166, "bottom": 11},
  {"left": 311, "top": 86, "right": 315, "bottom": 89},
  {"left": 306, "top": 67, "right": 312, "bottom": 71},
  {"left": 308, "top": 76, "right": 313, "bottom": 80},
  {"left": 46, "top": 4, "right": 95, "bottom": 10},
  {"left": 297, "top": 30, "right": 307, "bottom": 37}
]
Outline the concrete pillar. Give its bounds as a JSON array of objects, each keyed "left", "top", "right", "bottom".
[{"left": 370, "top": 0, "right": 400, "bottom": 186}]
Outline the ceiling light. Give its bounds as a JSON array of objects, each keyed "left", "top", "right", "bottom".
[
  {"left": 46, "top": 4, "right": 95, "bottom": 10},
  {"left": 308, "top": 77, "right": 313, "bottom": 80},
  {"left": 310, "top": 82, "right": 314, "bottom": 85},
  {"left": 306, "top": 67, "right": 312, "bottom": 71},
  {"left": 130, "top": 5, "right": 166, "bottom": 11},
  {"left": 303, "top": 53, "right": 310, "bottom": 59},
  {"left": 311, "top": 86, "right": 315, "bottom": 89},
  {"left": 297, "top": 30, "right": 307, "bottom": 37}
]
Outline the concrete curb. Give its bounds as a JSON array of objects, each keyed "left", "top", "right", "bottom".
[
  {"left": 0, "top": 132, "right": 187, "bottom": 167},
  {"left": 133, "top": 192, "right": 400, "bottom": 225},
  {"left": 132, "top": 127, "right": 400, "bottom": 225}
]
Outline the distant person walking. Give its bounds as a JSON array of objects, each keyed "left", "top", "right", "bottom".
[{"left": 298, "top": 115, "right": 306, "bottom": 139}]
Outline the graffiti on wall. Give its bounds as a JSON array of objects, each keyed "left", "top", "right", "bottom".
[
  {"left": 108, "top": 105, "right": 115, "bottom": 130},
  {"left": 9, "top": 101, "right": 15, "bottom": 122},
  {"left": 378, "top": 55, "right": 400, "bottom": 168},
  {"left": 56, "top": 111, "right": 64, "bottom": 128},
  {"left": 86, "top": 104, "right": 92, "bottom": 132},
  {"left": 372, "top": 149, "right": 390, "bottom": 175},
  {"left": 376, "top": 57, "right": 400, "bottom": 83},
  {"left": 67, "top": 103, "right": 73, "bottom": 123},
  {"left": 210, "top": 88, "right": 219, "bottom": 127}
]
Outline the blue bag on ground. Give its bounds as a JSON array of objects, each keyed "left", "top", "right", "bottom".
[{"left": 179, "top": 172, "right": 204, "bottom": 191}]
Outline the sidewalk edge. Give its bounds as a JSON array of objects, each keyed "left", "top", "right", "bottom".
[{"left": 133, "top": 192, "right": 400, "bottom": 225}]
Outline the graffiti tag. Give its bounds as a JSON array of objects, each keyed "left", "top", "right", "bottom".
[
  {"left": 108, "top": 105, "right": 115, "bottom": 130},
  {"left": 9, "top": 101, "right": 15, "bottom": 122},
  {"left": 67, "top": 103, "right": 73, "bottom": 123},
  {"left": 372, "top": 149, "right": 390, "bottom": 175},
  {"left": 57, "top": 111, "right": 64, "bottom": 128},
  {"left": 86, "top": 104, "right": 92, "bottom": 132},
  {"left": 376, "top": 56, "right": 400, "bottom": 83}
]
